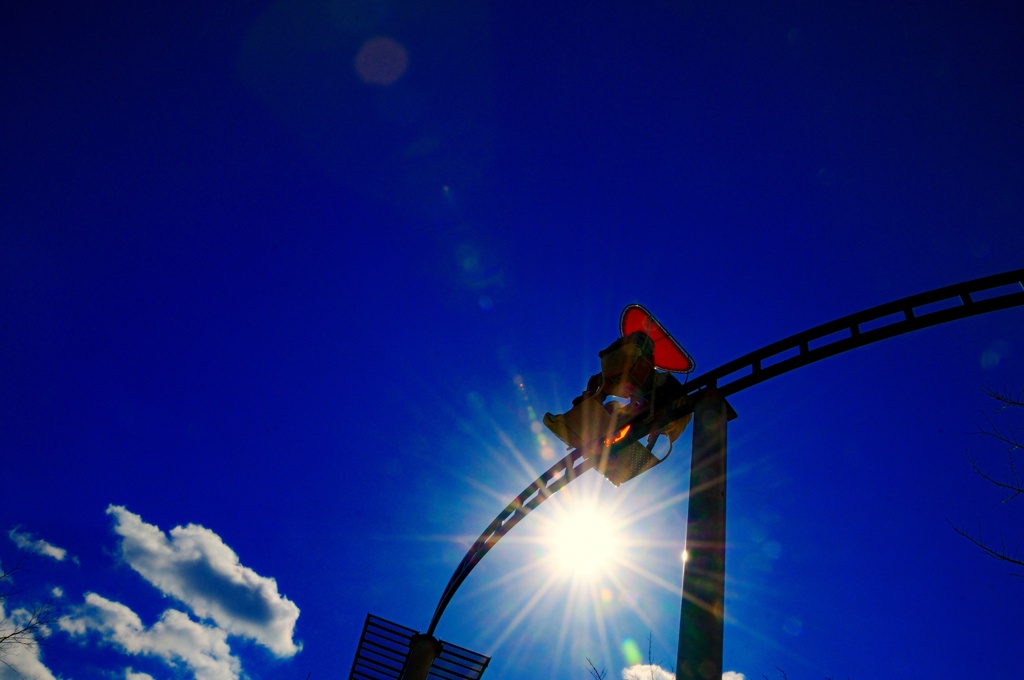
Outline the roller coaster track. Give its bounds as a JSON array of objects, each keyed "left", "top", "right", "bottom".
[{"left": 426, "top": 268, "right": 1024, "bottom": 636}]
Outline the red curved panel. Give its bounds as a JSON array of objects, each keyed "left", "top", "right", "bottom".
[{"left": 619, "top": 304, "right": 695, "bottom": 373}]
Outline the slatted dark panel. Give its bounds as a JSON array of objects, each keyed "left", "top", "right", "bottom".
[
  {"left": 350, "top": 615, "right": 414, "bottom": 680},
  {"left": 430, "top": 637, "right": 490, "bottom": 680},
  {"left": 349, "top": 614, "right": 489, "bottom": 680}
]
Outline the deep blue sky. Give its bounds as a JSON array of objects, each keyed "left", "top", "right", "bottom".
[{"left": 3, "top": 1, "right": 1023, "bottom": 679}]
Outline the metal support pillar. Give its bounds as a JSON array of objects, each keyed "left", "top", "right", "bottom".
[
  {"left": 677, "top": 391, "right": 735, "bottom": 680},
  {"left": 400, "top": 633, "right": 441, "bottom": 680}
]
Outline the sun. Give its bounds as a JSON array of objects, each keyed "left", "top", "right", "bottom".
[{"left": 546, "top": 498, "right": 622, "bottom": 579}]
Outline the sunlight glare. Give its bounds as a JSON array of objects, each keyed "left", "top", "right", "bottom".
[{"left": 548, "top": 501, "right": 620, "bottom": 579}]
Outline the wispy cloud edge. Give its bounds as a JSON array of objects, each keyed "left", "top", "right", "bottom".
[{"left": 7, "top": 526, "right": 71, "bottom": 562}]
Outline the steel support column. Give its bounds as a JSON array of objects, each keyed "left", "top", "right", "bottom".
[
  {"left": 399, "top": 633, "right": 441, "bottom": 680},
  {"left": 677, "top": 391, "right": 735, "bottom": 679}
]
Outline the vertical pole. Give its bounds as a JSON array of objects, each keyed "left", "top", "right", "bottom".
[
  {"left": 400, "top": 633, "right": 441, "bottom": 680},
  {"left": 677, "top": 391, "right": 732, "bottom": 680}
]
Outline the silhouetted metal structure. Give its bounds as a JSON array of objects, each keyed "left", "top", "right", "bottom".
[
  {"left": 427, "top": 268, "right": 1024, "bottom": 638},
  {"left": 677, "top": 392, "right": 735, "bottom": 680},
  {"left": 662, "top": 267, "right": 1024, "bottom": 405},
  {"left": 349, "top": 615, "right": 489, "bottom": 680},
  {"left": 353, "top": 268, "right": 1024, "bottom": 677}
]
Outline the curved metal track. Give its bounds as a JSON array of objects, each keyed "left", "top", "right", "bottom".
[{"left": 427, "top": 267, "right": 1024, "bottom": 635}]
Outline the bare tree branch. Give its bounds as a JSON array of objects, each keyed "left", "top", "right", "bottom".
[
  {"left": 983, "top": 387, "right": 1024, "bottom": 410},
  {"left": 965, "top": 450, "right": 1022, "bottom": 503},
  {"left": 972, "top": 389, "right": 1024, "bottom": 499},
  {"left": 948, "top": 520, "right": 1024, "bottom": 575},
  {"left": 0, "top": 561, "right": 56, "bottom": 669},
  {"left": 953, "top": 388, "right": 1024, "bottom": 573},
  {"left": 585, "top": 657, "right": 607, "bottom": 680},
  {"left": 647, "top": 631, "right": 654, "bottom": 680}
]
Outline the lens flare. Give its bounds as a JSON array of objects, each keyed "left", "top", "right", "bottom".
[{"left": 354, "top": 36, "right": 408, "bottom": 86}]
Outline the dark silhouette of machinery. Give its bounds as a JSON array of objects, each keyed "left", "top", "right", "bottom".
[
  {"left": 349, "top": 268, "right": 1024, "bottom": 680},
  {"left": 543, "top": 304, "right": 696, "bottom": 486}
]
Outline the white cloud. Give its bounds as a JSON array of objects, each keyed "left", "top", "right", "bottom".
[
  {"left": 623, "top": 664, "right": 675, "bottom": 680},
  {"left": 0, "top": 602, "right": 59, "bottom": 680},
  {"left": 620, "top": 666, "right": 745, "bottom": 680},
  {"left": 7, "top": 526, "right": 70, "bottom": 562},
  {"left": 126, "top": 667, "right": 157, "bottom": 680},
  {"left": 59, "top": 592, "right": 241, "bottom": 680},
  {"left": 105, "top": 505, "right": 301, "bottom": 657}
]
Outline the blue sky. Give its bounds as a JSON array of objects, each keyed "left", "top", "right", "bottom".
[{"left": 3, "top": 1, "right": 1023, "bottom": 679}]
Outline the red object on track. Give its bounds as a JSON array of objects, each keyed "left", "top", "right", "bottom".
[{"left": 619, "top": 304, "right": 695, "bottom": 373}]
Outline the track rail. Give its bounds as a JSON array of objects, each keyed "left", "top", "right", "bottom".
[
  {"left": 677, "top": 268, "right": 1024, "bottom": 401},
  {"left": 426, "top": 445, "right": 597, "bottom": 634},
  {"left": 427, "top": 268, "right": 1024, "bottom": 635}
]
